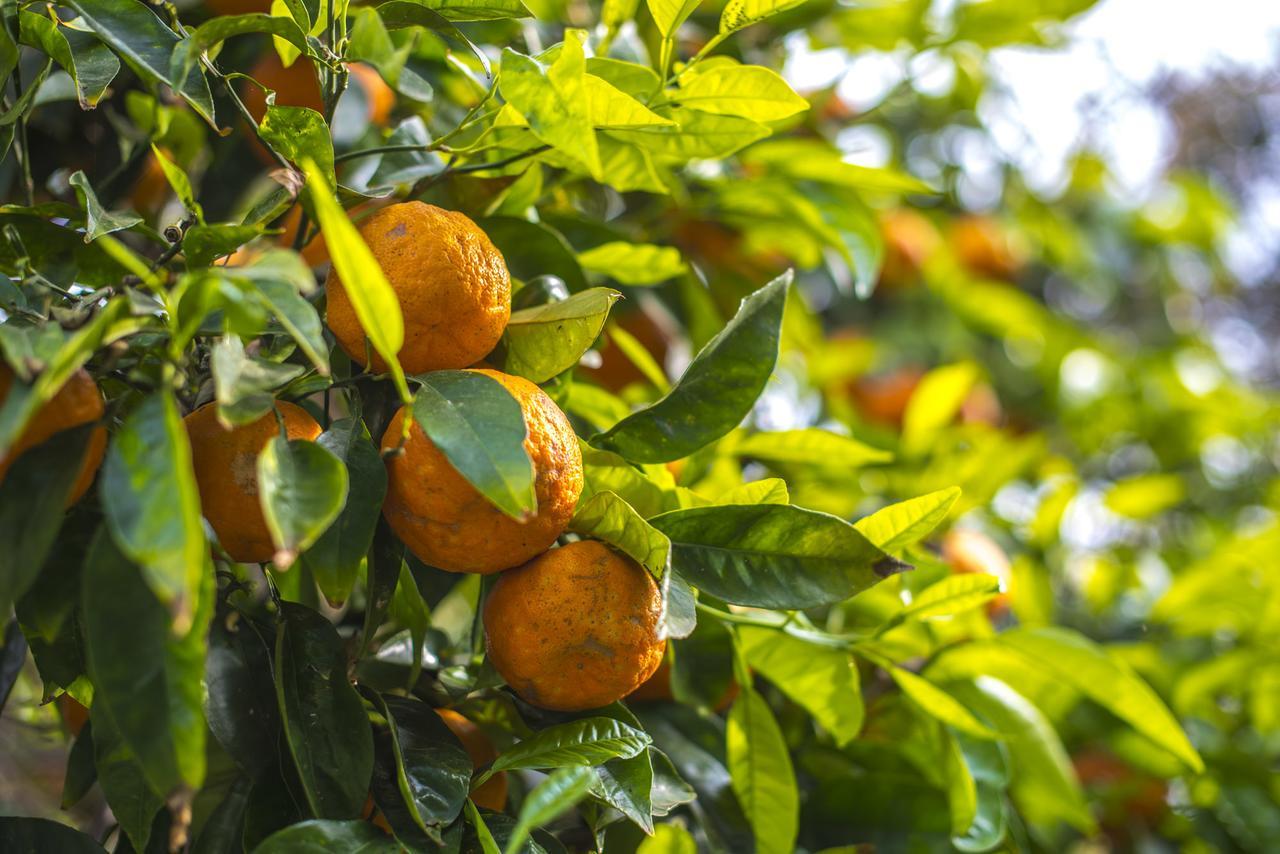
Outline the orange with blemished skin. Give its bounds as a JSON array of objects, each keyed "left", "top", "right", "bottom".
[
  {"left": 484, "top": 541, "right": 666, "bottom": 711},
  {"left": 381, "top": 369, "right": 580, "bottom": 575},
  {"left": 436, "top": 709, "right": 508, "bottom": 811},
  {"left": 326, "top": 202, "right": 510, "bottom": 376},
  {"left": 184, "top": 401, "right": 322, "bottom": 564},
  {"left": 0, "top": 365, "right": 106, "bottom": 507}
]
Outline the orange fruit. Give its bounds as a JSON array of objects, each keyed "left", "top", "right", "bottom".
[
  {"left": 878, "top": 209, "right": 941, "bottom": 290},
  {"left": 243, "top": 54, "right": 392, "bottom": 126},
  {"left": 941, "top": 528, "right": 1011, "bottom": 617},
  {"left": 129, "top": 149, "right": 172, "bottom": 215},
  {"left": 949, "top": 215, "right": 1022, "bottom": 280},
  {"left": 347, "top": 62, "right": 395, "bottom": 125},
  {"left": 184, "top": 401, "right": 322, "bottom": 563},
  {"left": 484, "top": 540, "right": 666, "bottom": 711},
  {"left": 0, "top": 364, "right": 106, "bottom": 506},
  {"left": 381, "top": 369, "right": 580, "bottom": 574},
  {"left": 436, "top": 709, "right": 507, "bottom": 811},
  {"left": 327, "top": 202, "right": 510, "bottom": 376},
  {"left": 848, "top": 367, "right": 924, "bottom": 428},
  {"left": 56, "top": 694, "right": 89, "bottom": 738}
]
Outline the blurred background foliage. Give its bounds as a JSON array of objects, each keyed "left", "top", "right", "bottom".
[{"left": 2, "top": 0, "right": 1279, "bottom": 851}]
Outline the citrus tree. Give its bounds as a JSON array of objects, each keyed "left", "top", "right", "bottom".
[{"left": 1, "top": 0, "right": 1275, "bottom": 851}]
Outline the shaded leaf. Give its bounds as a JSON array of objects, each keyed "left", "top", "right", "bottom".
[
  {"left": 482, "top": 717, "right": 652, "bottom": 782},
  {"left": 69, "top": 171, "right": 141, "bottom": 242},
  {"left": 255, "top": 820, "right": 401, "bottom": 852},
  {"left": 502, "top": 287, "right": 619, "bottom": 383},
  {"left": 257, "top": 434, "right": 349, "bottom": 567}
]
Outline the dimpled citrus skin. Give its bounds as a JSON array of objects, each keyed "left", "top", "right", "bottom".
[
  {"left": 381, "top": 369, "right": 580, "bottom": 574},
  {"left": 184, "top": 402, "right": 322, "bottom": 563},
  {"left": 0, "top": 364, "right": 106, "bottom": 507},
  {"left": 436, "top": 709, "right": 508, "bottom": 811},
  {"left": 326, "top": 202, "right": 510, "bottom": 375},
  {"left": 484, "top": 540, "right": 666, "bottom": 711}
]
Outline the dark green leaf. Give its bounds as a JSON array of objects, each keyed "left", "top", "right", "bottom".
[
  {"left": 304, "top": 418, "right": 387, "bottom": 606},
  {"left": 183, "top": 224, "right": 264, "bottom": 267},
  {"left": 69, "top": 170, "right": 142, "bottom": 242},
  {"left": 0, "top": 620, "right": 24, "bottom": 713},
  {"left": 18, "top": 10, "right": 119, "bottom": 109},
  {"left": 0, "top": 425, "right": 92, "bottom": 617},
  {"left": 275, "top": 602, "right": 374, "bottom": 818},
  {"left": 206, "top": 612, "right": 280, "bottom": 775},
  {"left": 587, "top": 705, "right": 654, "bottom": 833},
  {"left": 650, "top": 503, "right": 897, "bottom": 609},
  {"left": 82, "top": 529, "right": 212, "bottom": 797},
  {"left": 66, "top": 0, "right": 216, "bottom": 123},
  {"left": 478, "top": 217, "right": 587, "bottom": 293},
  {"left": 257, "top": 434, "right": 349, "bottom": 568},
  {"left": 412, "top": 370, "right": 535, "bottom": 520},
  {"left": 503, "top": 766, "right": 594, "bottom": 854},
  {"left": 367, "top": 692, "right": 472, "bottom": 835},
  {"left": 0, "top": 817, "right": 106, "bottom": 853},
  {"left": 89, "top": 708, "right": 163, "bottom": 851},
  {"left": 483, "top": 717, "right": 652, "bottom": 781},
  {"left": 61, "top": 721, "right": 97, "bottom": 809},
  {"left": 100, "top": 391, "right": 206, "bottom": 630},
  {"left": 255, "top": 820, "right": 402, "bottom": 853},
  {"left": 399, "top": 0, "right": 532, "bottom": 21},
  {"left": 502, "top": 287, "right": 619, "bottom": 383},
  {"left": 591, "top": 271, "right": 790, "bottom": 463},
  {"left": 262, "top": 106, "right": 336, "bottom": 188},
  {"left": 191, "top": 774, "right": 253, "bottom": 854}
]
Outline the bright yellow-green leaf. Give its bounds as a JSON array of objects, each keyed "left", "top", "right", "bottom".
[
  {"left": 578, "top": 241, "right": 687, "bottom": 285},
  {"left": 647, "top": 0, "right": 703, "bottom": 37},
  {"left": 902, "top": 362, "right": 980, "bottom": 453},
  {"left": 586, "top": 76, "right": 675, "bottom": 129},
  {"left": 1104, "top": 473, "right": 1186, "bottom": 519},
  {"left": 720, "top": 0, "right": 808, "bottom": 34},
  {"left": 855, "top": 487, "right": 961, "bottom": 552},
  {"left": 676, "top": 65, "right": 809, "bottom": 121}
]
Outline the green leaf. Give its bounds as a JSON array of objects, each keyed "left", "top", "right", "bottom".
[
  {"left": 719, "top": 477, "right": 789, "bottom": 505},
  {"left": 742, "top": 140, "right": 937, "bottom": 194},
  {"left": 61, "top": 721, "right": 97, "bottom": 809},
  {"left": 726, "top": 689, "right": 799, "bottom": 854},
  {"left": 412, "top": 370, "right": 536, "bottom": 521},
  {"left": 255, "top": 820, "right": 401, "bottom": 853},
  {"left": 211, "top": 336, "right": 305, "bottom": 427},
  {"left": 17, "top": 10, "right": 119, "bottom": 109},
  {"left": 646, "top": 0, "right": 702, "bottom": 37},
  {"left": 637, "top": 823, "right": 697, "bottom": 854},
  {"left": 676, "top": 65, "right": 808, "bottom": 122},
  {"left": 150, "top": 145, "right": 202, "bottom": 220},
  {"left": 367, "top": 692, "right": 472, "bottom": 835},
  {"left": 206, "top": 611, "right": 280, "bottom": 776},
  {"left": 258, "top": 433, "right": 349, "bottom": 568},
  {"left": 0, "top": 818, "right": 105, "bottom": 853},
  {"left": 182, "top": 223, "right": 262, "bottom": 266},
  {"left": 591, "top": 271, "right": 790, "bottom": 463},
  {"left": 228, "top": 250, "right": 330, "bottom": 373},
  {"left": 901, "top": 362, "right": 980, "bottom": 453},
  {"left": 650, "top": 503, "right": 898, "bottom": 609},
  {"left": 586, "top": 75, "right": 675, "bottom": 129},
  {"left": 995, "top": 627, "right": 1203, "bottom": 772},
  {"left": 608, "top": 108, "right": 769, "bottom": 160},
  {"left": 578, "top": 242, "right": 687, "bottom": 286},
  {"left": 483, "top": 717, "right": 652, "bottom": 782},
  {"left": 503, "top": 766, "right": 595, "bottom": 854},
  {"left": 81, "top": 529, "right": 212, "bottom": 797},
  {"left": 587, "top": 706, "right": 655, "bottom": 833},
  {"left": 854, "top": 487, "right": 961, "bottom": 553},
  {"left": 587, "top": 57, "right": 661, "bottom": 99},
  {"left": 948, "top": 677, "right": 1094, "bottom": 834},
  {"left": 945, "top": 728, "right": 1008, "bottom": 850},
  {"left": 90, "top": 708, "right": 163, "bottom": 850},
  {"left": 464, "top": 801, "right": 501, "bottom": 854},
  {"left": 738, "top": 626, "right": 863, "bottom": 745},
  {"left": 569, "top": 491, "right": 671, "bottom": 578},
  {"left": 262, "top": 106, "right": 336, "bottom": 188},
  {"left": 883, "top": 664, "right": 998, "bottom": 739},
  {"left": 66, "top": 0, "right": 216, "bottom": 124},
  {"left": 275, "top": 602, "right": 375, "bottom": 818},
  {"left": 0, "top": 426, "right": 92, "bottom": 618},
  {"left": 1103, "top": 472, "right": 1186, "bottom": 519},
  {"left": 304, "top": 418, "right": 387, "bottom": 607},
  {"left": 897, "top": 573, "right": 1001, "bottom": 623},
  {"left": 68, "top": 171, "right": 142, "bottom": 242},
  {"left": 303, "top": 158, "right": 408, "bottom": 401},
  {"left": 731, "top": 428, "right": 890, "bottom": 469},
  {"left": 499, "top": 36, "right": 601, "bottom": 180},
  {"left": 403, "top": 0, "right": 532, "bottom": 21},
  {"left": 502, "top": 287, "right": 620, "bottom": 383},
  {"left": 477, "top": 216, "right": 587, "bottom": 293},
  {"left": 100, "top": 391, "right": 206, "bottom": 632},
  {"left": 170, "top": 12, "right": 309, "bottom": 90},
  {"left": 719, "top": 0, "right": 807, "bottom": 33}
]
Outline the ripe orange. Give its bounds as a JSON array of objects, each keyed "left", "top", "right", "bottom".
[
  {"left": 381, "top": 369, "right": 580, "bottom": 574},
  {"left": 0, "top": 364, "right": 106, "bottom": 506},
  {"left": 878, "top": 208, "right": 941, "bottom": 290},
  {"left": 847, "top": 367, "right": 924, "bottom": 428},
  {"left": 129, "top": 149, "right": 172, "bottom": 216},
  {"left": 56, "top": 694, "right": 89, "bottom": 738},
  {"left": 184, "top": 401, "right": 322, "bottom": 563},
  {"left": 436, "top": 709, "right": 507, "bottom": 811},
  {"left": 941, "top": 528, "right": 1011, "bottom": 617},
  {"left": 347, "top": 63, "right": 395, "bottom": 126},
  {"left": 484, "top": 540, "right": 666, "bottom": 711},
  {"left": 949, "top": 215, "right": 1022, "bottom": 280},
  {"left": 327, "top": 202, "right": 510, "bottom": 376}
]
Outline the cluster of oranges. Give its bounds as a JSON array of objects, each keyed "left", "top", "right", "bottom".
[{"left": 4, "top": 203, "right": 672, "bottom": 813}]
